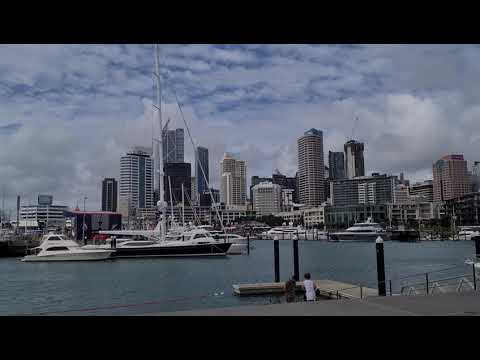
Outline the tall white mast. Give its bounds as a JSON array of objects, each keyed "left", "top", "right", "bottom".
[
  {"left": 154, "top": 44, "right": 166, "bottom": 240},
  {"left": 181, "top": 183, "right": 185, "bottom": 227}
]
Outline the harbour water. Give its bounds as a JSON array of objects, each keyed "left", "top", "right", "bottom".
[{"left": 0, "top": 240, "right": 475, "bottom": 315}]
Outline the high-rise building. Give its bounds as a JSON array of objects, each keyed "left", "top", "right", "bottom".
[
  {"left": 330, "top": 174, "right": 395, "bottom": 206},
  {"left": 162, "top": 128, "right": 184, "bottom": 163},
  {"left": 101, "top": 178, "right": 118, "bottom": 212},
  {"left": 250, "top": 176, "right": 272, "bottom": 203},
  {"left": 220, "top": 153, "right": 247, "bottom": 207},
  {"left": 432, "top": 154, "right": 470, "bottom": 202},
  {"left": 472, "top": 161, "right": 480, "bottom": 193},
  {"left": 298, "top": 128, "right": 325, "bottom": 207},
  {"left": 119, "top": 147, "right": 154, "bottom": 218},
  {"left": 196, "top": 146, "right": 209, "bottom": 197},
  {"left": 393, "top": 184, "right": 410, "bottom": 205},
  {"left": 409, "top": 180, "right": 434, "bottom": 202},
  {"left": 252, "top": 181, "right": 282, "bottom": 216},
  {"left": 328, "top": 151, "right": 345, "bottom": 180},
  {"left": 344, "top": 140, "right": 365, "bottom": 179},
  {"left": 164, "top": 162, "right": 191, "bottom": 206}
]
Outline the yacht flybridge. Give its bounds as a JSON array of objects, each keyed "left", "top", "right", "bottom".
[{"left": 329, "top": 218, "right": 390, "bottom": 242}]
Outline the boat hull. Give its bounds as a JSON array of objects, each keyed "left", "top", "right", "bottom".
[
  {"left": 22, "top": 251, "right": 113, "bottom": 262},
  {"left": 112, "top": 242, "right": 232, "bottom": 258},
  {"left": 329, "top": 233, "right": 390, "bottom": 242}
]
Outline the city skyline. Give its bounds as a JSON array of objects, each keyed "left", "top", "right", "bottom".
[{"left": 1, "top": 44, "right": 480, "bottom": 210}]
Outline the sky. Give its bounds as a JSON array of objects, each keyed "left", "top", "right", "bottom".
[{"left": 0, "top": 44, "right": 479, "bottom": 213}]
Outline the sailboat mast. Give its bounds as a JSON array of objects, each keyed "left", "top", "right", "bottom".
[
  {"left": 182, "top": 183, "right": 185, "bottom": 227},
  {"left": 154, "top": 44, "right": 166, "bottom": 241}
]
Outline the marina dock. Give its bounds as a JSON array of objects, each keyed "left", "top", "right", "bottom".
[{"left": 233, "top": 279, "right": 378, "bottom": 299}]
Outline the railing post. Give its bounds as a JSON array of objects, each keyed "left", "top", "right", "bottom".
[
  {"left": 376, "top": 237, "right": 386, "bottom": 296},
  {"left": 426, "top": 273, "right": 429, "bottom": 294},
  {"left": 274, "top": 238, "right": 280, "bottom": 283},
  {"left": 293, "top": 239, "right": 299, "bottom": 281},
  {"left": 389, "top": 279, "right": 393, "bottom": 296},
  {"left": 473, "top": 263, "right": 477, "bottom": 290}
]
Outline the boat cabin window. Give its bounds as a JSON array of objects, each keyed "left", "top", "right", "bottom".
[
  {"left": 193, "top": 234, "right": 206, "bottom": 239},
  {"left": 46, "top": 246, "right": 69, "bottom": 251},
  {"left": 124, "top": 241, "right": 155, "bottom": 246},
  {"left": 48, "top": 236, "right": 64, "bottom": 241}
]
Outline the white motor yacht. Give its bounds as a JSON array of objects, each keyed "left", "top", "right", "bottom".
[
  {"left": 22, "top": 234, "right": 113, "bottom": 262},
  {"left": 260, "top": 223, "right": 307, "bottom": 240},
  {"left": 329, "top": 218, "right": 390, "bottom": 242},
  {"left": 212, "top": 233, "right": 248, "bottom": 254},
  {"left": 457, "top": 229, "right": 480, "bottom": 241}
]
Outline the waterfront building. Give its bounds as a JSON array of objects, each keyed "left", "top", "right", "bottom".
[
  {"left": 277, "top": 209, "right": 304, "bottom": 225},
  {"left": 64, "top": 210, "right": 122, "bottom": 241},
  {"left": 344, "top": 140, "right": 365, "bottom": 179},
  {"left": 330, "top": 174, "right": 395, "bottom": 206},
  {"left": 164, "top": 162, "right": 191, "bottom": 206},
  {"left": 20, "top": 195, "right": 69, "bottom": 229},
  {"left": 325, "top": 204, "right": 388, "bottom": 227},
  {"left": 101, "top": 178, "right": 118, "bottom": 212},
  {"left": 252, "top": 181, "right": 282, "bottom": 216},
  {"left": 443, "top": 192, "right": 480, "bottom": 226},
  {"left": 119, "top": 146, "right": 154, "bottom": 218},
  {"left": 433, "top": 154, "right": 470, "bottom": 202},
  {"left": 220, "top": 153, "right": 247, "bottom": 206},
  {"left": 303, "top": 206, "right": 326, "bottom": 227},
  {"left": 298, "top": 128, "right": 325, "bottom": 206},
  {"left": 387, "top": 202, "right": 439, "bottom": 224},
  {"left": 196, "top": 146, "right": 209, "bottom": 196},
  {"left": 393, "top": 184, "right": 410, "bottom": 205},
  {"left": 162, "top": 128, "right": 184, "bottom": 163},
  {"left": 409, "top": 180, "right": 434, "bottom": 202}
]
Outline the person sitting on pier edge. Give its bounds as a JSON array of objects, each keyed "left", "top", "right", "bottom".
[
  {"left": 303, "top": 273, "right": 317, "bottom": 302},
  {"left": 284, "top": 275, "right": 296, "bottom": 303}
]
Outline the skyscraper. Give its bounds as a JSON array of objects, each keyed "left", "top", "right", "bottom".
[
  {"left": 196, "top": 146, "right": 209, "bottom": 197},
  {"left": 220, "top": 153, "right": 247, "bottom": 207},
  {"left": 119, "top": 147, "right": 154, "bottom": 218},
  {"left": 344, "top": 140, "right": 365, "bottom": 179},
  {"left": 433, "top": 154, "right": 470, "bottom": 202},
  {"left": 162, "top": 128, "right": 184, "bottom": 163},
  {"left": 328, "top": 151, "right": 345, "bottom": 180},
  {"left": 298, "top": 128, "right": 325, "bottom": 207},
  {"left": 252, "top": 181, "right": 282, "bottom": 216},
  {"left": 101, "top": 178, "right": 118, "bottom": 212},
  {"left": 164, "top": 162, "right": 191, "bottom": 206}
]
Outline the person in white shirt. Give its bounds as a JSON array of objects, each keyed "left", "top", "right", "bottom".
[{"left": 303, "top": 272, "right": 316, "bottom": 301}]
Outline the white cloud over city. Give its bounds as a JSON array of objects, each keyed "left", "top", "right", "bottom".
[{"left": 0, "top": 44, "right": 479, "bottom": 211}]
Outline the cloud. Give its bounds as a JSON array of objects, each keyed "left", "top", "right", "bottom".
[{"left": 0, "top": 44, "right": 479, "bottom": 213}]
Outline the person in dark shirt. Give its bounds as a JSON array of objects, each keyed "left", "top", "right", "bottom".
[{"left": 285, "top": 275, "right": 297, "bottom": 303}]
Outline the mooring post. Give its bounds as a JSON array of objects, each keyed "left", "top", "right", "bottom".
[
  {"left": 473, "top": 263, "right": 477, "bottom": 291},
  {"left": 247, "top": 234, "right": 250, "bottom": 255},
  {"left": 376, "top": 236, "right": 386, "bottom": 296},
  {"left": 389, "top": 279, "right": 393, "bottom": 296},
  {"left": 474, "top": 235, "right": 480, "bottom": 261},
  {"left": 425, "top": 273, "right": 429, "bottom": 294},
  {"left": 274, "top": 237, "right": 280, "bottom": 283},
  {"left": 293, "top": 239, "right": 299, "bottom": 281}
]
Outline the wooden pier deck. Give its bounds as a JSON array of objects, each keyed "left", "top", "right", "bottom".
[{"left": 233, "top": 279, "right": 378, "bottom": 299}]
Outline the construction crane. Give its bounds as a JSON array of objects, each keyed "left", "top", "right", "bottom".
[{"left": 350, "top": 116, "right": 359, "bottom": 140}]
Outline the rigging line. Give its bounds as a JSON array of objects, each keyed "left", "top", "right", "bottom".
[{"left": 161, "top": 63, "right": 225, "bottom": 233}]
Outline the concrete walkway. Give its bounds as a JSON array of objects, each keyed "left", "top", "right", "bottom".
[{"left": 146, "top": 292, "right": 480, "bottom": 316}]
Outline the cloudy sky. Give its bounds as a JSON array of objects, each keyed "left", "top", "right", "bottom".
[{"left": 0, "top": 44, "right": 479, "bottom": 213}]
